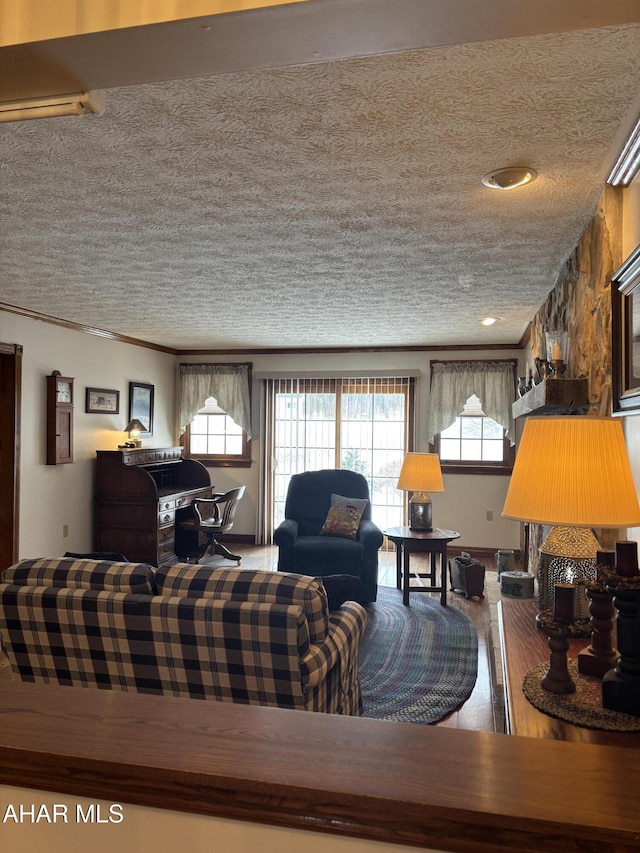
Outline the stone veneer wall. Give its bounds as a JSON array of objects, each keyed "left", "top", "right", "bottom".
[
  {"left": 525, "top": 185, "right": 623, "bottom": 566},
  {"left": 528, "top": 185, "right": 623, "bottom": 414}
]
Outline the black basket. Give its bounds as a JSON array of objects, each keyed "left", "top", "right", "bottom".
[{"left": 449, "top": 552, "right": 485, "bottom": 600}]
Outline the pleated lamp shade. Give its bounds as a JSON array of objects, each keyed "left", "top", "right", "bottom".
[
  {"left": 502, "top": 417, "right": 640, "bottom": 528},
  {"left": 397, "top": 452, "right": 444, "bottom": 531},
  {"left": 397, "top": 453, "right": 445, "bottom": 494}
]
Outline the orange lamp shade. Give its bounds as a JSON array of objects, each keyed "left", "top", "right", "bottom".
[
  {"left": 397, "top": 452, "right": 444, "bottom": 493},
  {"left": 502, "top": 417, "right": 640, "bottom": 528}
]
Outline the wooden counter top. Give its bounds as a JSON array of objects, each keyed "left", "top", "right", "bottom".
[
  {"left": 0, "top": 682, "right": 639, "bottom": 851},
  {"left": 498, "top": 597, "right": 640, "bottom": 747}
]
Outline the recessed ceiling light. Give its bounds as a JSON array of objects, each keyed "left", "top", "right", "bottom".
[
  {"left": 482, "top": 167, "right": 538, "bottom": 190},
  {"left": 481, "top": 317, "right": 498, "bottom": 326}
]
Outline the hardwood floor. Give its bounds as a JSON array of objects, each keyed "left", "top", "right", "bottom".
[{"left": 0, "top": 544, "right": 504, "bottom": 735}]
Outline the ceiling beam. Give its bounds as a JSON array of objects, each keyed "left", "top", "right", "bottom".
[{"left": 2, "top": 0, "right": 640, "bottom": 101}]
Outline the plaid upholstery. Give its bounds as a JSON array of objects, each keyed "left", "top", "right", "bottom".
[
  {"left": 302, "top": 603, "right": 368, "bottom": 713},
  {"left": 2, "top": 558, "right": 155, "bottom": 594},
  {"left": 0, "top": 559, "right": 367, "bottom": 714},
  {"left": 156, "top": 565, "right": 329, "bottom": 644}
]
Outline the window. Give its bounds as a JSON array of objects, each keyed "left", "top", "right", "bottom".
[
  {"left": 263, "top": 377, "right": 414, "bottom": 535},
  {"left": 186, "top": 398, "right": 251, "bottom": 466},
  {"left": 427, "top": 360, "right": 517, "bottom": 475},
  {"left": 434, "top": 394, "right": 514, "bottom": 472},
  {"left": 179, "top": 363, "right": 252, "bottom": 467}
]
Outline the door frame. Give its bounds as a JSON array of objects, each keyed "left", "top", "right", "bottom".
[{"left": 0, "top": 342, "right": 22, "bottom": 569}]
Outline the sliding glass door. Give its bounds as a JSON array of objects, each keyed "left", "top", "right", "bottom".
[{"left": 263, "top": 377, "right": 414, "bottom": 536}]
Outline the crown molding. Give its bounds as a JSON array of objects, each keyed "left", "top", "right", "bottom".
[
  {"left": 176, "top": 343, "right": 523, "bottom": 356},
  {"left": 0, "top": 302, "right": 178, "bottom": 354}
]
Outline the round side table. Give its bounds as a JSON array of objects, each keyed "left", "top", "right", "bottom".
[{"left": 383, "top": 526, "right": 460, "bottom": 606}]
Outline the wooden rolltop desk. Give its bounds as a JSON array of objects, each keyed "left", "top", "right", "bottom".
[{"left": 94, "top": 447, "right": 212, "bottom": 566}]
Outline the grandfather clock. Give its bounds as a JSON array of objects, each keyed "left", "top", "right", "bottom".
[{"left": 46, "top": 370, "right": 74, "bottom": 465}]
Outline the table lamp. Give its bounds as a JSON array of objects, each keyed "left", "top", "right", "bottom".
[
  {"left": 123, "top": 418, "right": 148, "bottom": 448},
  {"left": 502, "top": 416, "right": 640, "bottom": 619},
  {"left": 397, "top": 452, "right": 444, "bottom": 531}
]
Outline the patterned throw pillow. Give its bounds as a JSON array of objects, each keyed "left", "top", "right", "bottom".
[{"left": 318, "top": 493, "right": 368, "bottom": 539}]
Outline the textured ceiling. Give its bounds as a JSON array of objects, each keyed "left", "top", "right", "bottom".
[{"left": 1, "top": 22, "right": 640, "bottom": 350}]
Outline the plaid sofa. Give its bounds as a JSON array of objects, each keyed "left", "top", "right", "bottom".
[{"left": 0, "top": 558, "right": 368, "bottom": 714}]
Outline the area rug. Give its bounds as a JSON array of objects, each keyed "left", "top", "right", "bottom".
[{"left": 359, "top": 586, "right": 478, "bottom": 724}]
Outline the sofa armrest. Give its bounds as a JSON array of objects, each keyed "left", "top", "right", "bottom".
[
  {"left": 358, "top": 518, "right": 384, "bottom": 553},
  {"left": 273, "top": 518, "right": 299, "bottom": 545},
  {"left": 274, "top": 518, "right": 299, "bottom": 572},
  {"left": 300, "top": 601, "right": 367, "bottom": 687}
]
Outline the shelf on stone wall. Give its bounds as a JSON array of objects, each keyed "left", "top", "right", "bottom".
[{"left": 512, "top": 376, "right": 590, "bottom": 418}]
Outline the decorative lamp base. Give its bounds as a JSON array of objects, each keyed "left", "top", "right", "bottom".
[{"left": 409, "top": 494, "right": 432, "bottom": 531}]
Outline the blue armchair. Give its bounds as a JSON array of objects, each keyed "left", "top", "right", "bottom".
[{"left": 274, "top": 469, "right": 384, "bottom": 603}]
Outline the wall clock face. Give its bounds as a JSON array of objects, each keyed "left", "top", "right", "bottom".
[{"left": 57, "top": 381, "right": 72, "bottom": 404}]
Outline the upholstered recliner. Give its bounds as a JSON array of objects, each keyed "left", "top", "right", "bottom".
[{"left": 274, "top": 469, "right": 384, "bottom": 603}]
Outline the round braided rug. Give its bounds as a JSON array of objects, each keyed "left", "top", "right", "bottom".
[
  {"left": 523, "top": 660, "right": 640, "bottom": 731},
  {"left": 359, "top": 586, "right": 478, "bottom": 724}
]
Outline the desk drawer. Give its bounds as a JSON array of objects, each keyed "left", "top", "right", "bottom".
[
  {"left": 158, "top": 526, "right": 174, "bottom": 544},
  {"left": 159, "top": 497, "right": 176, "bottom": 512},
  {"left": 157, "top": 539, "right": 175, "bottom": 561},
  {"left": 158, "top": 509, "right": 175, "bottom": 528}
]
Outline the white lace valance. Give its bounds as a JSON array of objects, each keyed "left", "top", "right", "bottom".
[
  {"left": 179, "top": 363, "right": 251, "bottom": 437},
  {"left": 426, "top": 360, "right": 516, "bottom": 445}
]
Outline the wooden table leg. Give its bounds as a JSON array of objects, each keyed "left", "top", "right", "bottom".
[
  {"left": 395, "top": 542, "right": 402, "bottom": 592},
  {"left": 403, "top": 546, "right": 411, "bottom": 606},
  {"left": 440, "top": 545, "right": 448, "bottom": 607},
  {"left": 428, "top": 552, "right": 437, "bottom": 586}
]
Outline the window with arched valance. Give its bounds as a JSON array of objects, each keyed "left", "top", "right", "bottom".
[{"left": 427, "top": 360, "right": 517, "bottom": 475}]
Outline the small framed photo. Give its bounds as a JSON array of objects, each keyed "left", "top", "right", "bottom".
[
  {"left": 86, "top": 387, "right": 120, "bottom": 414},
  {"left": 128, "top": 382, "right": 154, "bottom": 436}
]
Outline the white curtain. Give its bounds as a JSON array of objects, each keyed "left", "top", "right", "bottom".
[
  {"left": 426, "top": 360, "right": 516, "bottom": 445},
  {"left": 178, "top": 363, "right": 252, "bottom": 437}
]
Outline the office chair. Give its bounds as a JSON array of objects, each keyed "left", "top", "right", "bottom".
[{"left": 176, "top": 486, "right": 246, "bottom": 564}]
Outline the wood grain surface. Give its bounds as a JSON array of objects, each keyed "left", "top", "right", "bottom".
[
  {"left": 0, "top": 681, "right": 639, "bottom": 851},
  {"left": 499, "top": 597, "right": 640, "bottom": 746}
]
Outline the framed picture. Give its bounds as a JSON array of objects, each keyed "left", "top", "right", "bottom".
[
  {"left": 86, "top": 387, "right": 119, "bottom": 414},
  {"left": 612, "top": 245, "right": 640, "bottom": 415},
  {"left": 128, "top": 382, "right": 154, "bottom": 436}
]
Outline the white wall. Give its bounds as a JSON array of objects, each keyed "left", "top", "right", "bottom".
[
  {"left": 1, "top": 310, "right": 522, "bottom": 560},
  {"left": 0, "top": 312, "right": 176, "bottom": 559},
  {"left": 179, "top": 348, "right": 523, "bottom": 551}
]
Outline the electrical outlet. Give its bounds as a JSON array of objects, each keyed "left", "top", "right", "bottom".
[
  {"left": 62, "top": 524, "right": 69, "bottom": 538},
  {"left": 485, "top": 510, "right": 493, "bottom": 522}
]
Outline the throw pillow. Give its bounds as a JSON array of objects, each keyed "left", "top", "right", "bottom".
[
  {"left": 318, "top": 493, "right": 368, "bottom": 539},
  {"left": 319, "top": 574, "right": 362, "bottom": 610}
]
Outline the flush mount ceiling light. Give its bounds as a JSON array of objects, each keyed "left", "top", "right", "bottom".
[
  {"left": 606, "top": 115, "right": 640, "bottom": 187},
  {"left": 0, "top": 91, "right": 105, "bottom": 123},
  {"left": 481, "top": 317, "right": 498, "bottom": 326},
  {"left": 482, "top": 167, "right": 538, "bottom": 190}
]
